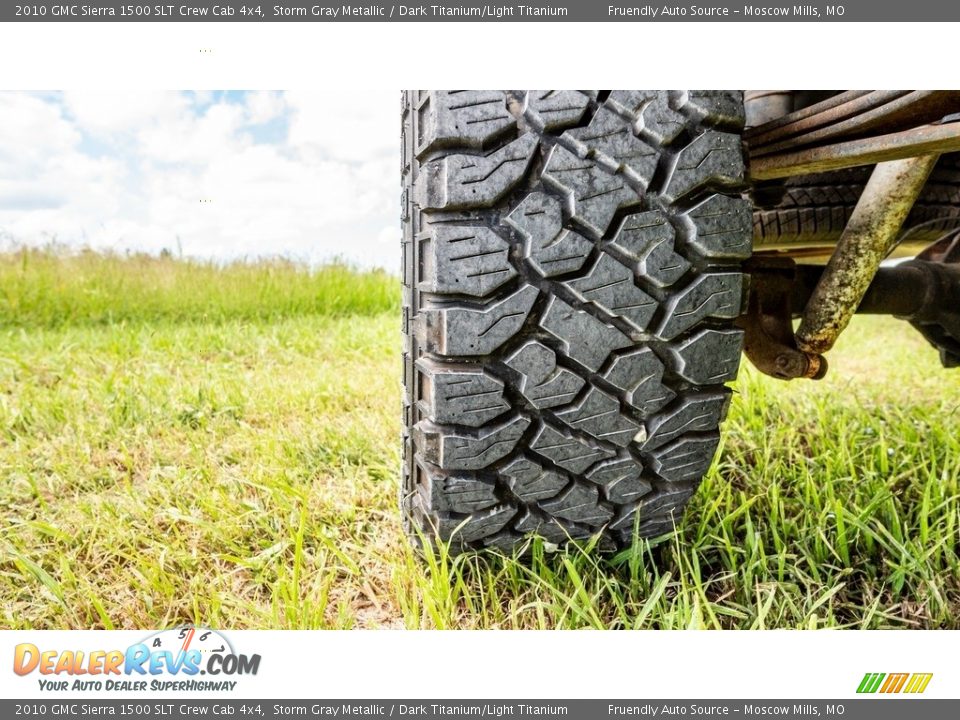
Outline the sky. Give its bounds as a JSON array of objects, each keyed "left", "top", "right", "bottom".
[{"left": 0, "top": 90, "right": 400, "bottom": 269}]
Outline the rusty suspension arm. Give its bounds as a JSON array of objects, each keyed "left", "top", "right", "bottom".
[
  {"left": 794, "top": 154, "right": 939, "bottom": 354},
  {"left": 740, "top": 154, "right": 938, "bottom": 379}
]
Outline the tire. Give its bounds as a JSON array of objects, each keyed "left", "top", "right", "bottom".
[
  {"left": 753, "top": 154, "right": 960, "bottom": 248},
  {"left": 401, "top": 91, "right": 751, "bottom": 554}
]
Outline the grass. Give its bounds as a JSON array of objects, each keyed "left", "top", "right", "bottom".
[
  {"left": 1, "top": 249, "right": 958, "bottom": 629},
  {"left": 0, "top": 247, "right": 398, "bottom": 328}
]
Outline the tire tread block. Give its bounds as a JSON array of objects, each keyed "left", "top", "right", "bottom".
[
  {"left": 663, "top": 131, "right": 745, "bottom": 203},
  {"left": 540, "top": 482, "right": 614, "bottom": 526},
  {"left": 515, "top": 510, "right": 589, "bottom": 543},
  {"left": 420, "top": 133, "right": 538, "bottom": 210},
  {"left": 564, "top": 254, "right": 657, "bottom": 333},
  {"left": 555, "top": 386, "right": 641, "bottom": 448},
  {"left": 563, "top": 106, "right": 660, "bottom": 187},
  {"left": 505, "top": 191, "right": 593, "bottom": 278},
  {"left": 586, "top": 457, "right": 652, "bottom": 504},
  {"left": 610, "top": 486, "right": 694, "bottom": 532},
  {"left": 416, "top": 415, "right": 531, "bottom": 470},
  {"left": 687, "top": 194, "right": 752, "bottom": 260},
  {"left": 525, "top": 90, "right": 592, "bottom": 132},
  {"left": 416, "top": 90, "right": 515, "bottom": 157},
  {"left": 543, "top": 145, "right": 640, "bottom": 238},
  {"left": 606, "top": 91, "right": 688, "bottom": 146},
  {"left": 418, "top": 360, "right": 510, "bottom": 427},
  {"left": 505, "top": 340, "right": 586, "bottom": 410},
  {"left": 436, "top": 504, "right": 517, "bottom": 544},
  {"left": 502, "top": 456, "right": 568, "bottom": 502},
  {"left": 530, "top": 423, "right": 616, "bottom": 475},
  {"left": 540, "top": 297, "right": 633, "bottom": 372},
  {"left": 668, "top": 328, "right": 744, "bottom": 385},
  {"left": 425, "top": 285, "right": 539, "bottom": 356},
  {"left": 642, "top": 393, "right": 728, "bottom": 451},
  {"left": 677, "top": 91, "right": 746, "bottom": 130},
  {"left": 648, "top": 435, "right": 719, "bottom": 483},
  {"left": 609, "top": 211, "right": 690, "bottom": 288},
  {"left": 421, "top": 225, "right": 517, "bottom": 297},
  {"left": 657, "top": 273, "right": 743, "bottom": 340},
  {"left": 603, "top": 348, "right": 675, "bottom": 416},
  {"left": 424, "top": 472, "right": 499, "bottom": 513}
]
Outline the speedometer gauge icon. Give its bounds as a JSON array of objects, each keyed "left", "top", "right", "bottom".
[{"left": 141, "top": 626, "right": 234, "bottom": 661}]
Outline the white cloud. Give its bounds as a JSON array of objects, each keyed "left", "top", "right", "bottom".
[
  {"left": 138, "top": 100, "right": 249, "bottom": 165},
  {"left": 244, "top": 90, "right": 286, "bottom": 125},
  {"left": 285, "top": 88, "right": 398, "bottom": 163},
  {"left": 0, "top": 91, "right": 399, "bottom": 269},
  {"left": 63, "top": 91, "right": 189, "bottom": 136},
  {"left": 0, "top": 94, "right": 80, "bottom": 175}
]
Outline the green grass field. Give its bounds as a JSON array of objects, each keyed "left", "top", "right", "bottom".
[{"left": 2, "top": 249, "right": 958, "bottom": 629}]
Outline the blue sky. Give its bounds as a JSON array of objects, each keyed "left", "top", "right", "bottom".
[{"left": 0, "top": 90, "right": 399, "bottom": 269}]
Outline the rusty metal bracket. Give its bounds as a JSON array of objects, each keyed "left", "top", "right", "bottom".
[
  {"left": 738, "top": 259, "right": 827, "bottom": 381},
  {"left": 794, "top": 154, "right": 939, "bottom": 355},
  {"left": 750, "top": 123, "right": 960, "bottom": 181},
  {"left": 745, "top": 91, "right": 903, "bottom": 146},
  {"left": 747, "top": 91, "right": 960, "bottom": 155},
  {"left": 745, "top": 241, "right": 960, "bottom": 379}
]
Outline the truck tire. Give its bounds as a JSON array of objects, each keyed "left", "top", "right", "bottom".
[
  {"left": 401, "top": 91, "right": 751, "bottom": 553},
  {"left": 753, "top": 153, "right": 960, "bottom": 248}
]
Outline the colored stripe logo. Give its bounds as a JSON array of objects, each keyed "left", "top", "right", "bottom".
[{"left": 857, "top": 672, "right": 933, "bottom": 694}]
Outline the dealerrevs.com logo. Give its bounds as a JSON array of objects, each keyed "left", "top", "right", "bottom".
[
  {"left": 857, "top": 672, "right": 933, "bottom": 694},
  {"left": 13, "top": 627, "right": 261, "bottom": 692}
]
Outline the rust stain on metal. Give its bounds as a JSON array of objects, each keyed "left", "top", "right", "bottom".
[
  {"left": 749, "top": 91, "right": 960, "bottom": 155},
  {"left": 745, "top": 90, "right": 908, "bottom": 147},
  {"left": 750, "top": 123, "right": 960, "bottom": 180},
  {"left": 743, "top": 91, "right": 871, "bottom": 140},
  {"left": 795, "top": 154, "right": 939, "bottom": 355},
  {"left": 739, "top": 259, "right": 827, "bottom": 381}
]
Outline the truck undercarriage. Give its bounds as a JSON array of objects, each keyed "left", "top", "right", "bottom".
[{"left": 741, "top": 90, "right": 960, "bottom": 378}]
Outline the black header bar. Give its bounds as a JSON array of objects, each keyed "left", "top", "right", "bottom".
[
  {"left": 3, "top": 700, "right": 960, "bottom": 719},
  {"left": 3, "top": 1, "right": 958, "bottom": 22}
]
